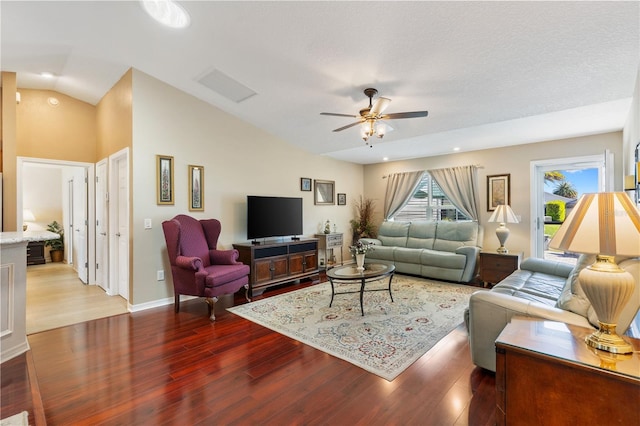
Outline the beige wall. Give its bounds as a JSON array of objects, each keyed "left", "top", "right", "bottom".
[
  {"left": 363, "top": 132, "right": 623, "bottom": 258},
  {"left": 2, "top": 72, "right": 18, "bottom": 230},
  {"left": 129, "top": 70, "right": 364, "bottom": 305},
  {"left": 16, "top": 89, "right": 96, "bottom": 162},
  {"left": 96, "top": 69, "right": 132, "bottom": 161}
]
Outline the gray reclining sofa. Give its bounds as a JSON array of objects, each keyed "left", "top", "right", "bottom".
[{"left": 359, "top": 221, "right": 483, "bottom": 283}]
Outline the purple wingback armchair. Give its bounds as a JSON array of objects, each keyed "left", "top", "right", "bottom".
[{"left": 162, "top": 214, "right": 250, "bottom": 321}]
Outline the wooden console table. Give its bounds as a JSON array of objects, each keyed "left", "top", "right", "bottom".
[
  {"left": 234, "top": 239, "right": 319, "bottom": 298},
  {"left": 495, "top": 317, "right": 640, "bottom": 425}
]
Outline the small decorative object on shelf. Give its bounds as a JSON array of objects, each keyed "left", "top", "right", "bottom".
[{"left": 324, "top": 220, "right": 331, "bottom": 234}]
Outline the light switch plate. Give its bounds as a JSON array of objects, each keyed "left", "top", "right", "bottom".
[{"left": 144, "top": 218, "right": 152, "bottom": 229}]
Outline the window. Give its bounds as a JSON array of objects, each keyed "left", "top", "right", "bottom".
[{"left": 392, "top": 173, "right": 470, "bottom": 222}]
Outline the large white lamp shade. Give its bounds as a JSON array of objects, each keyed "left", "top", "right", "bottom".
[{"left": 549, "top": 192, "right": 640, "bottom": 353}]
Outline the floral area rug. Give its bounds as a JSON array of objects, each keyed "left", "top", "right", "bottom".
[{"left": 227, "top": 274, "right": 477, "bottom": 381}]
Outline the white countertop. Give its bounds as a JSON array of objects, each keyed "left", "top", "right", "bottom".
[{"left": 0, "top": 230, "right": 60, "bottom": 245}]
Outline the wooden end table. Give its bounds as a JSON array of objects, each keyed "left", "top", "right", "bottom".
[
  {"left": 326, "top": 263, "right": 395, "bottom": 316},
  {"left": 495, "top": 317, "right": 640, "bottom": 425},
  {"left": 479, "top": 251, "right": 522, "bottom": 287}
]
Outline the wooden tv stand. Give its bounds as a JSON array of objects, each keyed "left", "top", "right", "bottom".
[{"left": 233, "top": 239, "right": 319, "bottom": 298}]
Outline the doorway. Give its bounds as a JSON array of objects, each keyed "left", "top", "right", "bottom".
[
  {"left": 18, "top": 157, "right": 94, "bottom": 282},
  {"left": 530, "top": 153, "right": 612, "bottom": 261}
]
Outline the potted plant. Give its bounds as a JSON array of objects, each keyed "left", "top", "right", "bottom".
[
  {"left": 350, "top": 196, "right": 377, "bottom": 243},
  {"left": 45, "top": 221, "right": 64, "bottom": 262},
  {"left": 349, "top": 240, "right": 375, "bottom": 271}
]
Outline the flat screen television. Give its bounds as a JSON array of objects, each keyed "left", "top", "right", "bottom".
[{"left": 247, "top": 196, "right": 303, "bottom": 241}]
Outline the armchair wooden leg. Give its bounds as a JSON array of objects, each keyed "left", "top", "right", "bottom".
[
  {"left": 174, "top": 293, "right": 180, "bottom": 313},
  {"left": 205, "top": 297, "right": 219, "bottom": 321},
  {"left": 244, "top": 284, "right": 251, "bottom": 302}
]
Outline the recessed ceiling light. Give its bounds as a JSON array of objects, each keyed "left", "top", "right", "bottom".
[
  {"left": 453, "top": 147, "right": 460, "bottom": 152},
  {"left": 141, "top": 0, "right": 191, "bottom": 29},
  {"left": 383, "top": 157, "right": 389, "bottom": 162},
  {"left": 40, "top": 72, "right": 55, "bottom": 78},
  {"left": 47, "top": 97, "right": 60, "bottom": 107}
]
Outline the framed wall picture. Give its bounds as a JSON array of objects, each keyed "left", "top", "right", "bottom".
[
  {"left": 300, "top": 177, "right": 312, "bottom": 191},
  {"left": 337, "top": 193, "right": 346, "bottom": 205},
  {"left": 188, "top": 165, "right": 204, "bottom": 211},
  {"left": 487, "top": 173, "right": 510, "bottom": 211},
  {"left": 314, "top": 179, "right": 335, "bottom": 205},
  {"left": 156, "top": 155, "right": 174, "bottom": 205}
]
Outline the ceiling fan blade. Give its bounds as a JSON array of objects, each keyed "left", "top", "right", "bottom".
[
  {"left": 382, "top": 111, "right": 429, "bottom": 119},
  {"left": 333, "top": 121, "right": 363, "bottom": 132},
  {"left": 370, "top": 97, "right": 391, "bottom": 116},
  {"left": 321, "top": 112, "right": 358, "bottom": 118}
]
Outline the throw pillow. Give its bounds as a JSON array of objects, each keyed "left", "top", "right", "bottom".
[{"left": 555, "top": 254, "right": 599, "bottom": 327}]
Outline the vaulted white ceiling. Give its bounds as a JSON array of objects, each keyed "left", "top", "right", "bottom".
[{"left": 2, "top": 1, "right": 639, "bottom": 164}]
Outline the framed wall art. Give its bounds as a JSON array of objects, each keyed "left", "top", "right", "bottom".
[
  {"left": 156, "top": 155, "right": 174, "bottom": 205},
  {"left": 487, "top": 173, "right": 510, "bottom": 211},
  {"left": 314, "top": 179, "right": 335, "bottom": 205},
  {"left": 300, "top": 177, "right": 312, "bottom": 191},
  {"left": 188, "top": 165, "right": 204, "bottom": 211},
  {"left": 337, "top": 193, "right": 346, "bottom": 205}
]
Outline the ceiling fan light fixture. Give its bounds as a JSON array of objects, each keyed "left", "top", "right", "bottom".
[{"left": 321, "top": 87, "right": 427, "bottom": 146}]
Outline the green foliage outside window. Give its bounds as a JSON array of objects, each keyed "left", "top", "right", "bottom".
[{"left": 545, "top": 201, "right": 566, "bottom": 222}]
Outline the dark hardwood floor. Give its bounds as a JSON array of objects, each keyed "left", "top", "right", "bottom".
[{"left": 2, "top": 278, "right": 496, "bottom": 425}]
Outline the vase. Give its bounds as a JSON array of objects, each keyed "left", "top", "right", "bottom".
[{"left": 356, "top": 253, "right": 365, "bottom": 271}]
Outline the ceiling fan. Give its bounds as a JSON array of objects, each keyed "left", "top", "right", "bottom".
[{"left": 321, "top": 88, "right": 429, "bottom": 146}]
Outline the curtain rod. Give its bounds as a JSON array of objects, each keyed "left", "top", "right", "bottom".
[{"left": 382, "top": 164, "right": 483, "bottom": 178}]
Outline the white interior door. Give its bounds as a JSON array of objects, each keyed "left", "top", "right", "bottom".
[
  {"left": 67, "top": 178, "right": 74, "bottom": 265},
  {"left": 117, "top": 159, "right": 128, "bottom": 299},
  {"left": 70, "top": 168, "right": 88, "bottom": 283},
  {"left": 109, "top": 148, "right": 129, "bottom": 301},
  {"left": 96, "top": 159, "right": 109, "bottom": 291}
]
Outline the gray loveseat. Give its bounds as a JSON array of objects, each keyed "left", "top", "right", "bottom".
[
  {"left": 465, "top": 255, "right": 640, "bottom": 372},
  {"left": 359, "top": 221, "right": 483, "bottom": 283}
]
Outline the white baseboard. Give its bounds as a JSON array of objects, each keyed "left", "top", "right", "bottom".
[{"left": 128, "top": 295, "right": 197, "bottom": 313}]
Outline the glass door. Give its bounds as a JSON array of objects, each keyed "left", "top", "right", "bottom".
[{"left": 530, "top": 153, "right": 609, "bottom": 262}]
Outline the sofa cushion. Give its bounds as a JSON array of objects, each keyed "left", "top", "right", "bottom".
[
  {"left": 378, "top": 222, "right": 410, "bottom": 247},
  {"left": 555, "top": 254, "right": 599, "bottom": 327},
  {"left": 394, "top": 247, "right": 423, "bottom": 263},
  {"left": 433, "top": 221, "right": 479, "bottom": 253},
  {"left": 366, "top": 245, "right": 396, "bottom": 261},
  {"left": 419, "top": 249, "right": 467, "bottom": 269},
  {"left": 406, "top": 222, "right": 436, "bottom": 249},
  {"left": 492, "top": 269, "right": 565, "bottom": 306}
]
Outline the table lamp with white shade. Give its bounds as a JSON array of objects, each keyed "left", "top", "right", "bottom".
[
  {"left": 488, "top": 204, "right": 519, "bottom": 254},
  {"left": 549, "top": 192, "right": 640, "bottom": 354}
]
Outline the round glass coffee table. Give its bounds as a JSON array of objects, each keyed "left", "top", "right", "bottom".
[{"left": 326, "top": 263, "right": 395, "bottom": 316}]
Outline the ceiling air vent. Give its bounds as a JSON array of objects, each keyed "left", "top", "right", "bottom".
[{"left": 197, "top": 69, "right": 256, "bottom": 103}]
